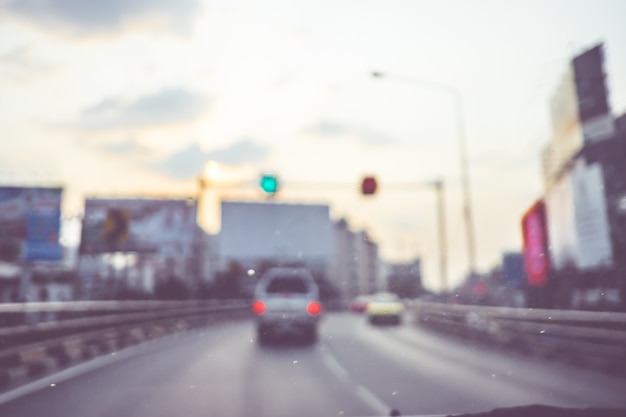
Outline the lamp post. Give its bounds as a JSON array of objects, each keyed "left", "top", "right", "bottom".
[{"left": 372, "top": 71, "right": 477, "bottom": 278}]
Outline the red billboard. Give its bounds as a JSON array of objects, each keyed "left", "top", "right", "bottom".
[{"left": 521, "top": 200, "right": 550, "bottom": 287}]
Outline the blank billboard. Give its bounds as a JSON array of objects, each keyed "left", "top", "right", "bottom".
[{"left": 219, "top": 200, "right": 334, "bottom": 261}]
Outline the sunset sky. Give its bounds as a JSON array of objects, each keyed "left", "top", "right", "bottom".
[{"left": 1, "top": 0, "right": 625, "bottom": 290}]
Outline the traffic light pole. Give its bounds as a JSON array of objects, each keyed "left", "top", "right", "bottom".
[
  {"left": 197, "top": 174, "right": 449, "bottom": 292},
  {"left": 433, "top": 180, "right": 448, "bottom": 291},
  {"left": 288, "top": 178, "right": 449, "bottom": 292}
]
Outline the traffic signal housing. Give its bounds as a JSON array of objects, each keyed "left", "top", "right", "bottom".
[
  {"left": 259, "top": 173, "right": 279, "bottom": 195},
  {"left": 361, "top": 176, "right": 378, "bottom": 195}
]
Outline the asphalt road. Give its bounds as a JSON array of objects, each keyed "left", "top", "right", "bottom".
[{"left": 1, "top": 312, "right": 625, "bottom": 417}]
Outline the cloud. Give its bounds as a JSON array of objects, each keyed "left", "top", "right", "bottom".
[
  {"left": 0, "top": 45, "right": 56, "bottom": 83},
  {"left": 151, "top": 140, "right": 270, "bottom": 180},
  {"left": 2, "top": 0, "right": 199, "bottom": 34},
  {"left": 96, "top": 138, "right": 151, "bottom": 156},
  {"left": 77, "top": 88, "right": 211, "bottom": 130},
  {"left": 305, "top": 120, "right": 395, "bottom": 146},
  {"left": 204, "top": 140, "right": 270, "bottom": 166}
]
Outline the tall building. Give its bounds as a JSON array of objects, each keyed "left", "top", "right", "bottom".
[
  {"left": 331, "top": 219, "right": 381, "bottom": 303},
  {"left": 528, "top": 43, "right": 626, "bottom": 309}
]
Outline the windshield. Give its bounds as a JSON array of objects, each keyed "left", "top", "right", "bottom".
[
  {"left": 1, "top": 1, "right": 626, "bottom": 417},
  {"left": 265, "top": 276, "right": 310, "bottom": 294}
]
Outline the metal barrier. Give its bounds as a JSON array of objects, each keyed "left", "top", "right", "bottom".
[
  {"left": 0, "top": 300, "right": 250, "bottom": 390},
  {"left": 413, "top": 301, "right": 626, "bottom": 373}
]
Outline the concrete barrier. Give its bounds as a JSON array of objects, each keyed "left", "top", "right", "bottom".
[
  {"left": 413, "top": 300, "right": 626, "bottom": 374},
  {"left": 0, "top": 300, "right": 250, "bottom": 391}
]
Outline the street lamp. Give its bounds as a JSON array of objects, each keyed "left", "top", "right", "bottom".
[{"left": 371, "top": 71, "right": 477, "bottom": 278}]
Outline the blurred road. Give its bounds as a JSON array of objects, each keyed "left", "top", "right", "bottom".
[{"left": 1, "top": 313, "right": 625, "bottom": 417}]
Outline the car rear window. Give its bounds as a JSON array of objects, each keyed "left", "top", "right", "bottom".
[{"left": 266, "top": 276, "right": 309, "bottom": 294}]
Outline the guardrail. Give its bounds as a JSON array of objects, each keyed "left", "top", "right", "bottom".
[
  {"left": 0, "top": 300, "right": 250, "bottom": 391},
  {"left": 413, "top": 301, "right": 626, "bottom": 374}
]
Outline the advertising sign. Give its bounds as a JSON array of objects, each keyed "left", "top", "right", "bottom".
[
  {"left": 546, "top": 173, "right": 577, "bottom": 270},
  {"left": 0, "top": 187, "right": 63, "bottom": 261},
  {"left": 550, "top": 66, "right": 584, "bottom": 156},
  {"left": 220, "top": 200, "right": 334, "bottom": 261},
  {"left": 80, "top": 198, "right": 197, "bottom": 256},
  {"left": 545, "top": 161, "right": 613, "bottom": 272},
  {"left": 572, "top": 44, "right": 615, "bottom": 142},
  {"left": 521, "top": 200, "right": 550, "bottom": 287},
  {"left": 544, "top": 43, "right": 615, "bottom": 189},
  {"left": 571, "top": 161, "right": 613, "bottom": 269}
]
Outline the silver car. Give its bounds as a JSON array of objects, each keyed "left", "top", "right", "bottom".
[{"left": 252, "top": 267, "right": 322, "bottom": 344}]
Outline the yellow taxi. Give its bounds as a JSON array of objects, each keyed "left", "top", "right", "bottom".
[{"left": 365, "top": 292, "right": 404, "bottom": 325}]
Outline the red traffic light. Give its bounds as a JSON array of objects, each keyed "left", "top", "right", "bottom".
[{"left": 361, "top": 176, "right": 378, "bottom": 195}]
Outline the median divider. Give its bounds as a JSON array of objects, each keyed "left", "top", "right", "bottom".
[
  {"left": 413, "top": 301, "right": 626, "bottom": 374},
  {"left": 0, "top": 300, "right": 251, "bottom": 392}
]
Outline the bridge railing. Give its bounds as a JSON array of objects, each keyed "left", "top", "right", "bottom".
[
  {"left": 413, "top": 301, "right": 626, "bottom": 373},
  {"left": 0, "top": 300, "right": 250, "bottom": 391}
]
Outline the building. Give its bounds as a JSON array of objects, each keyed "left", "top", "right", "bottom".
[
  {"left": 332, "top": 218, "right": 358, "bottom": 301},
  {"left": 528, "top": 43, "right": 626, "bottom": 310},
  {"left": 331, "top": 219, "right": 382, "bottom": 303}
]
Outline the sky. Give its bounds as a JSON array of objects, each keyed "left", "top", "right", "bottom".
[{"left": 1, "top": 0, "right": 625, "bottom": 291}]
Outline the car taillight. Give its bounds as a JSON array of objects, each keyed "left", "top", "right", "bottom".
[
  {"left": 306, "top": 301, "right": 321, "bottom": 316},
  {"left": 252, "top": 301, "right": 266, "bottom": 315}
]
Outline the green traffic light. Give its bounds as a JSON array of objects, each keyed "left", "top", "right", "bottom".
[{"left": 260, "top": 174, "right": 279, "bottom": 194}]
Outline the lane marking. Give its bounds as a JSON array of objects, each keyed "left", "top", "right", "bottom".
[
  {"left": 355, "top": 384, "right": 392, "bottom": 416},
  {"left": 319, "top": 350, "right": 350, "bottom": 383},
  {"left": 319, "top": 343, "right": 392, "bottom": 416}
]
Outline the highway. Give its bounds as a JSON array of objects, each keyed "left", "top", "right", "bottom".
[{"left": 1, "top": 313, "right": 625, "bottom": 417}]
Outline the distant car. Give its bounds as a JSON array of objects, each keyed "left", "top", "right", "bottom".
[
  {"left": 252, "top": 267, "right": 322, "bottom": 344},
  {"left": 350, "top": 295, "right": 372, "bottom": 313},
  {"left": 366, "top": 292, "right": 404, "bottom": 325}
]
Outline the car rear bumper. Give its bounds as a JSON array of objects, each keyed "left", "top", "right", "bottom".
[
  {"left": 257, "top": 312, "right": 318, "bottom": 330},
  {"left": 368, "top": 313, "right": 401, "bottom": 324}
]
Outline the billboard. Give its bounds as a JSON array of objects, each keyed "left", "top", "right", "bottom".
[
  {"left": 570, "top": 161, "right": 613, "bottom": 269},
  {"left": 549, "top": 65, "right": 584, "bottom": 165},
  {"left": 545, "top": 161, "right": 613, "bottom": 271},
  {"left": 572, "top": 44, "right": 615, "bottom": 142},
  {"left": 543, "top": 43, "right": 615, "bottom": 189},
  {"left": 80, "top": 198, "right": 197, "bottom": 256},
  {"left": 220, "top": 200, "right": 334, "bottom": 261},
  {"left": 521, "top": 200, "right": 550, "bottom": 287},
  {"left": 0, "top": 186, "right": 63, "bottom": 261}
]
